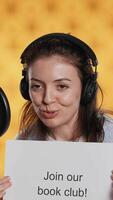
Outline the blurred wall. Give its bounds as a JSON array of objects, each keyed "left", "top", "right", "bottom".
[{"left": 0, "top": 0, "right": 113, "bottom": 176}]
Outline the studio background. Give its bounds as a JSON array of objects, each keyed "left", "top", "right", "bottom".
[{"left": 0, "top": 0, "right": 113, "bottom": 176}]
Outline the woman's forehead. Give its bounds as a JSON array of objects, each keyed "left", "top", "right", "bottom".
[{"left": 28, "top": 55, "right": 80, "bottom": 77}]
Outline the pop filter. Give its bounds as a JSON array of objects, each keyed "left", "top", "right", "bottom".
[{"left": 0, "top": 87, "right": 11, "bottom": 136}]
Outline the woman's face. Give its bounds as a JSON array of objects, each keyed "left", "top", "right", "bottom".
[{"left": 28, "top": 55, "right": 82, "bottom": 129}]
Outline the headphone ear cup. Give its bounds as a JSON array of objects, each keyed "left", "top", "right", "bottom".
[
  {"left": 20, "top": 78, "right": 30, "bottom": 100},
  {"left": 81, "top": 79, "right": 98, "bottom": 105}
]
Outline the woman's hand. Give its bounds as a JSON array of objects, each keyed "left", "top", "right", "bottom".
[{"left": 0, "top": 176, "right": 12, "bottom": 199}]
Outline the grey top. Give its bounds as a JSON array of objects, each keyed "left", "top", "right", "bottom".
[{"left": 103, "top": 115, "right": 113, "bottom": 142}]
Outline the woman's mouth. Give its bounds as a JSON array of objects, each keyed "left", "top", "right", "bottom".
[{"left": 39, "top": 110, "right": 59, "bottom": 119}]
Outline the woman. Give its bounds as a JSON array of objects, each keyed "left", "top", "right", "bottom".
[{"left": 0, "top": 33, "right": 113, "bottom": 198}]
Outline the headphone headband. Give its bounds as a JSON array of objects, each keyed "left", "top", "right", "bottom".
[{"left": 21, "top": 33, "right": 98, "bottom": 67}]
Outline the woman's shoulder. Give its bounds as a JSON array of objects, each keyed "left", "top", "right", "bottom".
[{"left": 103, "top": 114, "right": 113, "bottom": 142}]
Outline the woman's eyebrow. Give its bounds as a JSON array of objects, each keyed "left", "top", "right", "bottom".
[
  {"left": 54, "top": 78, "right": 71, "bottom": 82},
  {"left": 31, "top": 78, "right": 43, "bottom": 83}
]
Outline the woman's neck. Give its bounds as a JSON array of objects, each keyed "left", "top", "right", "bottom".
[{"left": 48, "top": 118, "right": 82, "bottom": 141}]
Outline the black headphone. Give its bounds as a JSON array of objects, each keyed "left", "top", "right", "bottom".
[
  {"left": 20, "top": 33, "right": 98, "bottom": 105},
  {"left": 0, "top": 87, "right": 11, "bottom": 136}
]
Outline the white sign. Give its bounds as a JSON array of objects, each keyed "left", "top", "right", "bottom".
[{"left": 4, "top": 140, "right": 113, "bottom": 200}]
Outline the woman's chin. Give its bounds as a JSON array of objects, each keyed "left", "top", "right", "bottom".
[{"left": 41, "top": 119, "right": 59, "bottom": 129}]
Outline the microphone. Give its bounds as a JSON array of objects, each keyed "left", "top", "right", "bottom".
[{"left": 0, "top": 87, "right": 11, "bottom": 136}]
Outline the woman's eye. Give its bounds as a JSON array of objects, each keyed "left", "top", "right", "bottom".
[
  {"left": 57, "top": 84, "right": 69, "bottom": 90},
  {"left": 30, "top": 84, "right": 42, "bottom": 90}
]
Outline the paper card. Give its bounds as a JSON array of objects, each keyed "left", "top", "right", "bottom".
[{"left": 4, "top": 140, "right": 113, "bottom": 200}]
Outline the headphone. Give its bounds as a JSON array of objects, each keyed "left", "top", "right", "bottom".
[
  {"left": 20, "top": 33, "right": 98, "bottom": 106},
  {"left": 0, "top": 87, "right": 11, "bottom": 136}
]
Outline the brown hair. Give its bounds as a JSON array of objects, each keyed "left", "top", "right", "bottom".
[{"left": 19, "top": 36, "right": 105, "bottom": 142}]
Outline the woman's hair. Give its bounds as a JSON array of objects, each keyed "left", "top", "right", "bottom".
[{"left": 19, "top": 35, "right": 105, "bottom": 142}]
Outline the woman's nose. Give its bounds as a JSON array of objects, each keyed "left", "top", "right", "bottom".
[{"left": 43, "top": 88, "right": 55, "bottom": 104}]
